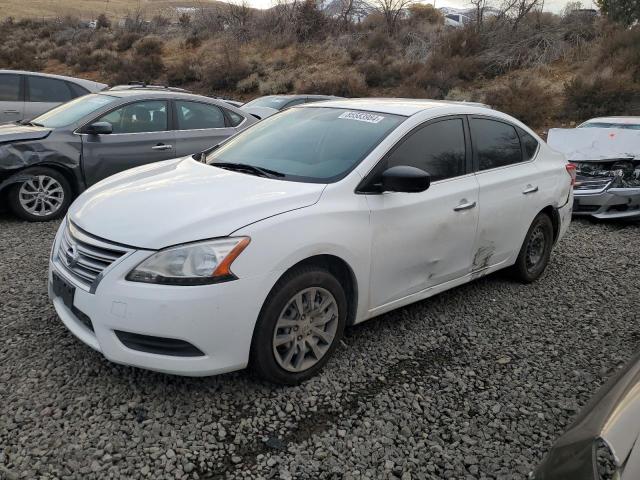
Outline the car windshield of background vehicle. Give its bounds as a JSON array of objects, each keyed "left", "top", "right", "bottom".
[
  {"left": 243, "top": 96, "right": 292, "bottom": 110},
  {"left": 580, "top": 122, "right": 640, "bottom": 130},
  {"left": 31, "top": 94, "right": 118, "bottom": 128},
  {"left": 206, "top": 107, "right": 405, "bottom": 183}
]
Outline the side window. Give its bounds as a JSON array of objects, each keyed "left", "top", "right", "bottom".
[
  {"left": 517, "top": 127, "right": 539, "bottom": 161},
  {"left": 176, "top": 101, "right": 225, "bottom": 130},
  {"left": 385, "top": 118, "right": 467, "bottom": 182},
  {"left": 225, "top": 109, "right": 245, "bottom": 127},
  {"left": 95, "top": 101, "right": 168, "bottom": 134},
  {"left": 0, "top": 74, "right": 21, "bottom": 101},
  {"left": 67, "top": 82, "right": 89, "bottom": 99},
  {"left": 471, "top": 118, "right": 522, "bottom": 171},
  {"left": 27, "top": 76, "right": 72, "bottom": 103}
]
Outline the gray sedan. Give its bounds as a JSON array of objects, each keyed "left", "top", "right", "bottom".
[
  {"left": 0, "top": 70, "right": 107, "bottom": 124},
  {"left": 0, "top": 89, "right": 256, "bottom": 221}
]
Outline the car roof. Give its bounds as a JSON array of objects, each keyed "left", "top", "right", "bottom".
[
  {"left": 255, "top": 94, "right": 340, "bottom": 100},
  {"left": 583, "top": 117, "right": 640, "bottom": 124},
  {"left": 0, "top": 69, "right": 107, "bottom": 90},
  {"left": 300, "top": 98, "right": 492, "bottom": 116},
  {"left": 98, "top": 89, "right": 232, "bottom": 103}
]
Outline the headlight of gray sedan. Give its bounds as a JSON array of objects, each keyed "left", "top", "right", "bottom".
[{"left": 126, "top": 237, "right": 250, "bottom": 285}]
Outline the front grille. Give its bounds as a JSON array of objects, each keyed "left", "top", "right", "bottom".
[
  {"left": 573, "top": 202, "right": 599, "bottom": 213},
  {"left": 57, "top": 222, "right": 130, "bottom": 288},
  {"left": 574, "top": 177, "right": 612, "bottom": 191}
]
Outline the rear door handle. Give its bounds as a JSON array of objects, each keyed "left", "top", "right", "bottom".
[
  {"left": 152, "top": 144, "right": 173, "bottom": 151},
  {"left": 454, "top": 200, "right": 476, "bottom": 211},
  {"left": 523, "top": 185, "right": 539, "bottom": 195},
  {"left": 3, "top": 110, "right": 20, "bottom": 114}
]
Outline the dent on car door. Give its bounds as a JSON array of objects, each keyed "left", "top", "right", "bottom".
[
  {"left": 365, "top": 117, "right": 479, "bottom": 309},
  {"left": 173, "top": 100, "right": 236, "bottom": 156},
  {"left": 0, "top": 73, "right": 24, "bottom": 124},
  {"left": 24, "top": 75, "right": 75, "bottom": 120},
  {"left": 80, "top": 100, "right": 176, "bottom": 186},
  {"left": 470, "top": 117, "right": 544, "bottom": 271}
]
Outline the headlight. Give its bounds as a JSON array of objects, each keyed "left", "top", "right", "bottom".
[{"left": 126, "top": 237, "right": 250, "bottom": 285}]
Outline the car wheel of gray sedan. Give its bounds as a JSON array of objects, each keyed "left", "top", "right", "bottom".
[
  {"left": 250, "top": 266, "right": 347, "bottom": 385},
  {"left": 8, "top": 167, "right": 72, "bottom": 222},
  {"left": 512, "top": 212, "right": 553, "bottom": 283}
]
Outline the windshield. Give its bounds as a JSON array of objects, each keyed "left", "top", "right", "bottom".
[
  {"left": 31, "top": 94, "right": 118, "bottom": 128},
  {"left": 579, "top": 122, "right": 640, "bottom": 130},
  {"left": 206, "top": 107, "right": 405, "bottom": 182},
  {"left": 243, "top": 96, "right": 293, "bottom": 110}
]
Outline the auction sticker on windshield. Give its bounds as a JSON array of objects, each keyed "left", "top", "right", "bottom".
[{"left": 338, "top": 111, "right": 385, "bottom": 124}]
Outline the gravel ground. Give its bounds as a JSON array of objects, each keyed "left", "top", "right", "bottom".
[{"left": 1, "top": 215, "right": 639, "bottom": 480}]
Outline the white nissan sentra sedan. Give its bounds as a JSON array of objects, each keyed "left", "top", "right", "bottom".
[{"left": 48, "top": 99, "right": 575, "bottom": 384}]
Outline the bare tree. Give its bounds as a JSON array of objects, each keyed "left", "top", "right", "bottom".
[
  {"left": 368, "top": 0, "right": 415, "bottom": 35},
  {"left": 499, "top": 0, "right": 542, "bottom": 31},
  {"left": 224, "top": 0, "right": 254, "bottom": 42},
  {"left": 470, "top": 0, "right": 488, "bottom": 31}
]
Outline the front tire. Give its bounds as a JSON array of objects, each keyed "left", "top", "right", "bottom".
[
  {"left": 7, "top": 167, "right": 72, "bottom": 222},
  {"left": 512, "top": 213, "right": 553, "bottom": 283},
  {"left": 250, "top": 266, "right": 347, "bottom": 385}
]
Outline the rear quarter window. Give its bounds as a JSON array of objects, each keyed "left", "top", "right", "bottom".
[{"left": 517, "top": 127, "right": 539, "bottom": 161}]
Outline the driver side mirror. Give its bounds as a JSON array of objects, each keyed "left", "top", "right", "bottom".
[
  {"left": 381, "top": 166, "right": 431, "bottom": 193},
  {"left": 85, "top": 122, "right": 112, "bottom": 135}
]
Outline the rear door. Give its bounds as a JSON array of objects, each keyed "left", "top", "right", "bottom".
[
  {"left": 173, "top": 100, "right": 236, "bottom": 156},
  {"left": 0, "top": 73, "right": 24, "bottom": 124},
  {"left": 469, "top": 117, "right": 543, "bottom": 272},
  {"left": 24, "top": 75, "right": 75, "bottom": 120},
  {"left": 80, "top": 100, "right": 176, "bottom": 186}
]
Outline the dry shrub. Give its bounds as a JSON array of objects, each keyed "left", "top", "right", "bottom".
[
  {"left": 201, "top": 45, "right": 251, "bottom": 91},
  {"left": 134, "top": 37, "right": 164, "bottom": 57},
  {"left": 237, "top": 73, "right": 260, "bottom": 93},
  {"left": 563, "top": 72, "right": 640, "bottom": 120},
  {"left": 259, "top": 72, "right": 294, "bottom": 95},
  {"left": 485, "top": 78, "right": 552, "bottom": 127},
  {"left": 595, "top": 26, "right": 640, "bottom": 81},
  {"left": 296, "top": 70, "right": 366, "bottom": 97},
  {"left": 116, "top": 32, "right": 141, "bottom": 52},
  {"left": 165, "top": 57, "right": 201, "bottom": 86},
  {"left": 359, "top": 61, "right": 415, "bottom": 88}
]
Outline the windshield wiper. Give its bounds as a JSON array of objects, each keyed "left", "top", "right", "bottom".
[{"left": 213, "top": 162, "right": 286, "bottom": 178}]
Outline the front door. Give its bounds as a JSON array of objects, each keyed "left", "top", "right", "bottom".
[
  {"left": 81, "top": 100, "right": 176, "bottom": 186},
  {"left": 366, "top": 117, "right": 479, "bottom": 309},
  {"left": 0, "top": 73, "right": 24, "bottom": 124}
]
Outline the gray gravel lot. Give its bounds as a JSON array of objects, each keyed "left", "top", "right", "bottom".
[{"left": 1, "top": 215, "right": 639, "bottom": 480}]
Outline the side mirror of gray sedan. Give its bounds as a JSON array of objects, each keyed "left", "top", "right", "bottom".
[
  {"left": 382, "top": 166, "right": 431, "bottom": 193},
  {"left": 85, "top": 122, "right": 113, "bottom": 135}
]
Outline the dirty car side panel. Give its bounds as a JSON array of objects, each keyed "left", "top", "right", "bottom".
[{"left": 0, "top": 130, "right": 83, "bottom": 193}]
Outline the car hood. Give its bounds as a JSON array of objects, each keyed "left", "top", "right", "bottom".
[
  {"left": 68, "top": 157, "right": 326, "bottom": 250},
  {"left": 0, "top": 123, "right": 52, "bottom": 144}
]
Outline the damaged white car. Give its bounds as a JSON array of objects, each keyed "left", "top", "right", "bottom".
[{"left": 548, "top": 123, "right": 640, "bottom": 220}]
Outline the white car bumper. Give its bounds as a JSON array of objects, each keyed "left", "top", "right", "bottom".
[{"left": 48, "top": 222, "right": 278, "bottom": 377}]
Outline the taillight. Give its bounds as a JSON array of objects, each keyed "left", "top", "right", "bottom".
[{"left": 565, "top": 163, "right": 577, "bottom": 186}]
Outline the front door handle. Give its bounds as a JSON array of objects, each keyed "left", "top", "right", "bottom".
[
  {"left": 454, "top": 200, "right": 476, "bottom": 211},
  {"left": 152, "top": 144, "right": 173, "bottom": 151},
  {"left": 523, "top": 185, "right": 539, "bottom": 195},
  {"left": 3, "top": 110, "right": 20, "bottom": 114}
]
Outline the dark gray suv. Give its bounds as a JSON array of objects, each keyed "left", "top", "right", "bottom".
[{"left": 0, "top": 89, "right": 256, "bottom": 221}]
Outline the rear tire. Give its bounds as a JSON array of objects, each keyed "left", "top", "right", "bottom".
[
  {"left": 7, "top": 167, "right": 72, "bottom": 222},
  {"left": 250, "top": 266, "right": 347, "bottom": 385},
  {"left": 511, "top": 213, "right": 553, "bottom": 283}
]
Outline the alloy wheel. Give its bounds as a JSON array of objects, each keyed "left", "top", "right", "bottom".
[
  {"left": 18, "top": 175, "right": 65, "bottom": 217},
  {"left": 273, "top": 287, "right": 339, "bottom": 372}
]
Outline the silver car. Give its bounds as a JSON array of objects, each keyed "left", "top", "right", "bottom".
[
  {"left": 0, "top": 70, "right": 107, "bottom": 124},
  {"left": 241, "top": 94, "right": 342, "bottom": 119}
]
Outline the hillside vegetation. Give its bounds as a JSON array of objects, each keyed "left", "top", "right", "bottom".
[{"left": 1, "top": 2, "right": 639, "bottom": 129}]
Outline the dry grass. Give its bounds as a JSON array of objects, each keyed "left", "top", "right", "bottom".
[{"left": 0, "top": 0, "right": 222, "bottom": 20}]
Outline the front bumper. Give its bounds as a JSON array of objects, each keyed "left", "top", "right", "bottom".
[
  {"left": 573, "top": 187, "right": 640, "bottom": 220},
  {"left": 48, "top": 223, "right": 279, "bottom": 376}
]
